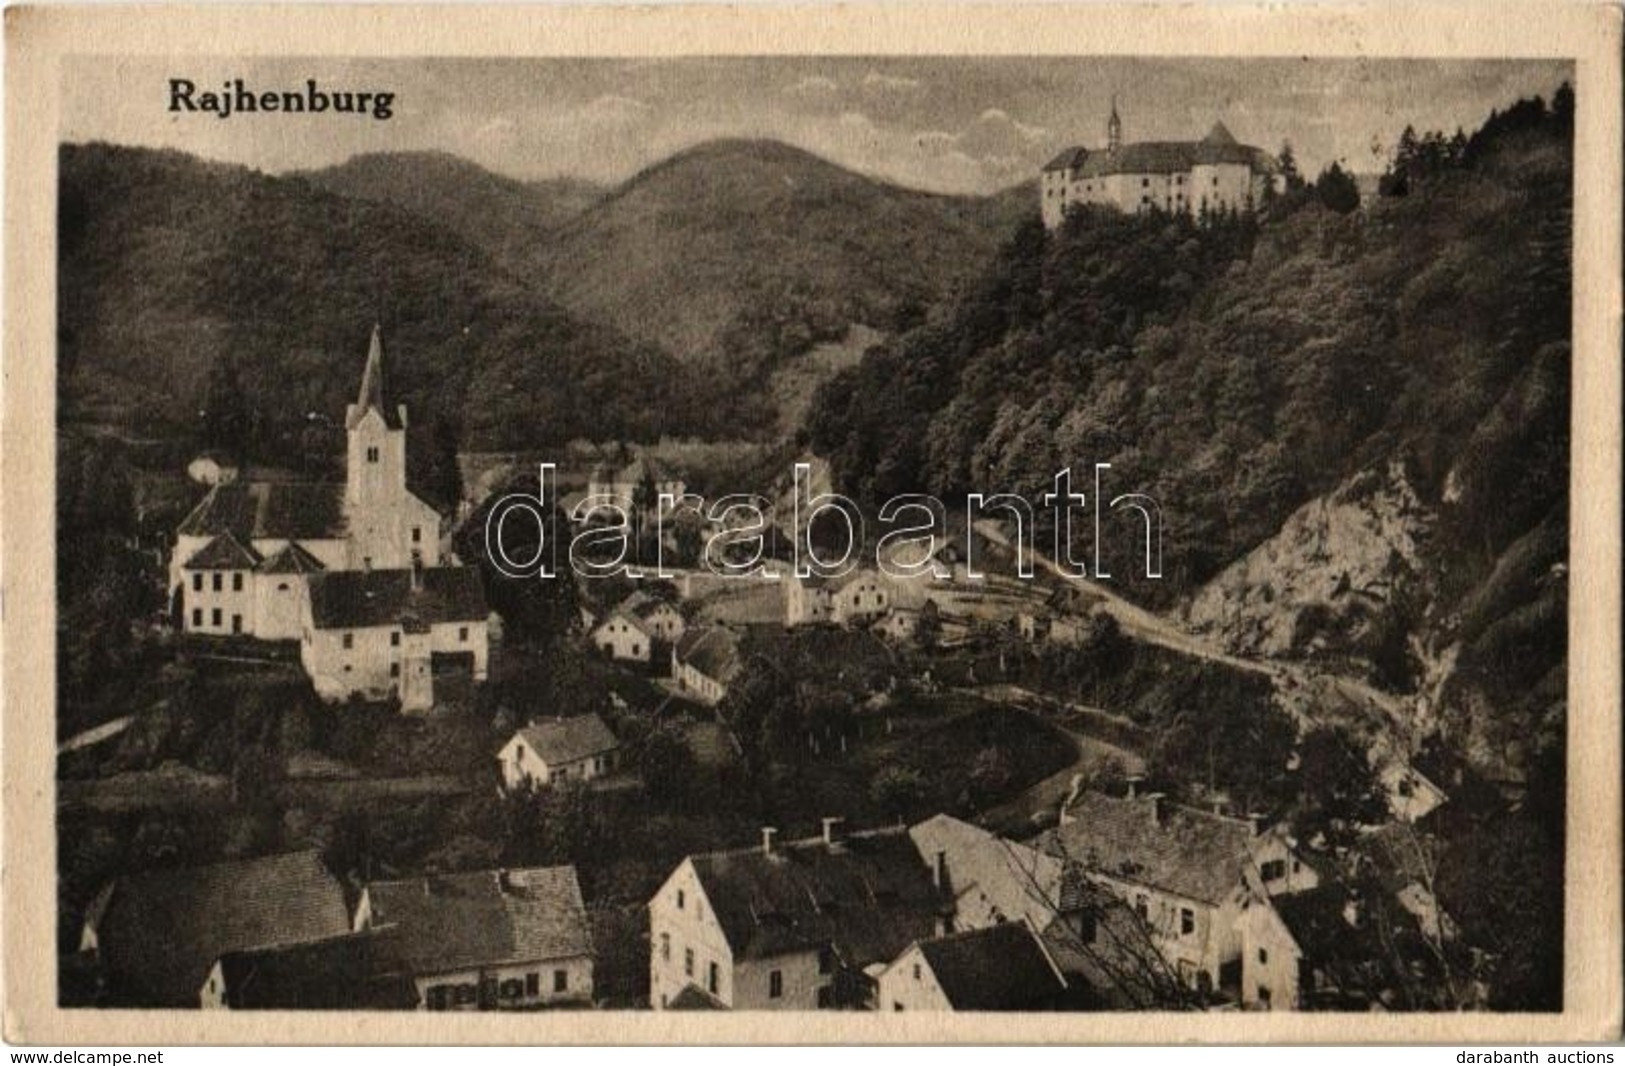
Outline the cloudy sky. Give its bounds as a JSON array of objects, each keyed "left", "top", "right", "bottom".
[{"left": 63, "top": 56, "right": 1572, "bottom": 195}]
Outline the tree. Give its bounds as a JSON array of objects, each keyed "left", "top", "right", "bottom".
[
  {"left": 639, "top": 725, "right": 696, "bottom": 802},
  {"left": 968, "top": 746, "right": 1013, "bottom": 807},
  {"left": 1292, "top": 726, "right": 1387, "bottom": 847},
  {"left": 870, "top": 766, "right": 928, "bottom": 821},
  {"left": 1277, "top": 140, "right": 1306, "bottom": 192},
  {"left": 1315, "top": 162, "right": 1361, "bottom": 215}
]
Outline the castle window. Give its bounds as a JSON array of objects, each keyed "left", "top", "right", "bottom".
[
  {"left": 232, "top": 573, "right": 243, "bottom": 592},
  {"left": 192, "top": 573, "right": 203, "bottom": 592},
  {"left": 366, "top": 446, "right": 380, "bottom": 463},
  {"left": 211, "top": 608, "right": 222, "bottom": 627},
  {"left": 212, "top": 573, "right": 223, "bottom": 592}
]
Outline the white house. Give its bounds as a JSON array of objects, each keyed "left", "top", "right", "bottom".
[
  {"left": 592, "top": 591, "right": 686, "bottom": 662},
  {"left": 497, "top": 714, "right": 620, "bottom": 793},
  {"left": 785, "top": 576, "right": 834, "bottom": 627},
  {"left": 354, "top": 866, "right": 594, "bottom": 1011},
  {"left": 877, "top": 920, "right": 1068, "bottom": 1012},
  {"left": 648, "top": 823, "right": 949, "bottom": 1011},
  {"left": 300, "top": 562, "right": 489, "bottom": 713},
  {"left": 830, "top": 569, "right": 890, "bottom": 626},
  {"left": 585, "top": 454, "right": 686, "bottom": 527},
  {"left": 671, "top": 626, "right": 742, "bottom": 705}
]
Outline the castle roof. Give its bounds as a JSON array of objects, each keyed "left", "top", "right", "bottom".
[
  {"left": 307, "top": 565, "right": 487, "bottom": 631},
  {"left": 347, "top": 324, "right": 404, "bottom": 431},
  {"left": 177, "top": 481, "right": 347, "bottom": 542},
  {"left": 1042, "top": 120, "right": 1276, "bottom": 179}
]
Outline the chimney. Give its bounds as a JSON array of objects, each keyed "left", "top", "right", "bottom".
[
  {"left": 761, "top": 827, "right": 778, "bottom": 857},
  {"left": 1125, "top": 774, "right": 1144, "bottom": 800},
  {"left": 821, "top": 817, "right": 845, "bottom": 851},
  {"left": 932, "top": 850, "right": 948, "bottom": 891}
]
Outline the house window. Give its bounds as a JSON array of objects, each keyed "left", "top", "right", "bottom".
[
  {"left": 769, "top": 970, "right": 783, "bottom": 999},
  {"left": 459, "top": 626, "right": 469, "bottom": 642},
  {"left": 211, "top": 608, "right": 222, "bottom": 627},
  {"left": 1258, "top": 985, "right": 1272, "bottom": 1006},
  {"left": 231, "top": 614, "right": 242, "bottom": 635},
  {"left": 1212, "top": 176, "right": 1220, "bottom": 187},
  {"left": 1259, "top": 948, "right": 1269, "bottom": 965},
  {"left": 391, "top": 631, "right": 400, "bottom": 647},
  {"left": 191, "top": 608, "right": 202, "bottom": 627},
  {"left": 632, "top": 644, "right": 641, "bottom": 657},
  {"left": 1180, "top": 908, "right": 1195, "bottom": 936},
  {"left": 677, "top": 889, "right": 685, "bottom": 910},
  {"left": 684, "top": 948, "right": 694, "bottom": 977},
  {"left": 816, "top": 986, "right": 833, "bottom": 1009},
  {"left": 366, "top": 446, "right": 379, "bottom": 463},
  {"left": 912, "top": 963, "right": 921, "bottom": 981},
  {"left": 1260, "top": 859, "right": 1287, "bottom": 882},
  {"left": 232, "top": 573, "right": 243, "bottom": 592},
  {"left": 1135, "top": 896, "right": 1149, "bottom": 922},
  {"left": 894, "top": 1003, "right": 904, "bottom": 1012},
  {"left": 554, "top": 970, "right": 568, "bottom": 993},
  {"left": 390, "top": 663, "right": 400, "bottom": 678},
  {"left": 277, "top": 582, "right": 289, "bottom": 591},
  {"left": 707, "top": 962, "right": 719, "bottom": 995},
  {"left": 660, "top": 933, "right": 671, "bottom": 961},
  {"left": 212, "top": 573, "right": 223, "bottom": 592},
  {"left": 1141, "top": 176, "right": 1150, "bottom": 187},
  {"left": 412, "top": 527, "right": 422, "bottom": 543},
  {"left": 525, "top": 972, "right": 539, "bottom": 996},
  {"left": 343, "top": 633, "right": 354, "bottom": 650},
  {"left": 193, "top": 573, "right": 203, "bottom": 592}
]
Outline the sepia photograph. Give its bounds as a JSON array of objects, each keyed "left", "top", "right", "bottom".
[{"left": 5, "top": 1, "right": 1621, "bottom": 1047}]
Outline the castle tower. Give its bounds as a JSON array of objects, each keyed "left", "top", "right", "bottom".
[
  {"left": 345, "top": 325, "right": 409, "bottom": 541},
  {"left": 1107, "top": 95, "right": 1122, "bottom": 154}
]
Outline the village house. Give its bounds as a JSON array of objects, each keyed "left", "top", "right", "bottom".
[
  {"left": 831, "top": 569, "right": 891, "bottom": 626},
  {"left": 591, "top": 590, "right": 686, "bottom": 662},
  {"left": 171, "top": 327, "right": 489, "bottom": 711},
  {"left": 1042, "top": 790, "right": 1305, "bottom": 1009},
  {"left": 872, "top": 606, "right": 924, "bottom": 644},
  {"left": 201, "top": 929, "right": 419, "bottom": 1010},
  {"left": 80, "top": 851, "right": 351, "bottom": 1008},
  {"left": 1040, "top": 101, "right": 1279, "bottom": 229},
  {"left": 354, "top": 865, "right": 594, "bottom": 1011},
  {"left": 671, "top": 626, "right": 742, "bottom": 705},
  {"left": 300, "top": 561, "right": 489, "bottom": 713},
  {"left": 648, "top": 821, "right": 952, "bottom": 1011},
  {"left": 497, "top": 714, "right": 621, "bottom": 793},
  {"left": 785, "top": 575, "right": 834, "bottom": 627},
  {"left": 876, "top": 920, "right": 1069, "bottom": 1012}
]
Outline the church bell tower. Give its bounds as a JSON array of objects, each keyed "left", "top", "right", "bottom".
[
  {"left": 345, "top": 324, "right": 408, "bottom": 515},
  {"left": 1107, "top": 95, "right": 1122, "bottom": 154}
]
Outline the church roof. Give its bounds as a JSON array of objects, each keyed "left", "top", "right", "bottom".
[
  {"left": 347, "top": 325, "right": 404, "bottom": 431},
  {"left": 178, "top": 481, "right": 347, "bottom": 542},
  {"left": 307, "top": 566, "right": 487, "bottom": 631},
  {"left": 182, "top": 532, "right": 262, "bottom": 571},
  {"left": 256, "top": 541, "right": 327, "bottom": 575}
]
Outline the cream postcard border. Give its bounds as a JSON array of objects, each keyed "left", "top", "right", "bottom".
[{"left": 5, "top": 1, "right": 1621, "bottom": 1045}]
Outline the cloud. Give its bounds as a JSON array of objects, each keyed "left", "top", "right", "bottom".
[
  {"left": 862, "top": 70, "right": 922, "bottom": 93},
  {"left": 576, "top": 94, "right": 652, "bottom": 125}
]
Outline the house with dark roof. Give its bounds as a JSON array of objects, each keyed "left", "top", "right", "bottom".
[
  {"left": 300, "top": 562, "right": 488, "bottom": 712},
  {"left": 79, "top": 850, "right": 350, "bottom": 1008},
  {"left": 671, "top": 625, "right": 742, "bottom": 704},
  {"left": 1039, "top": 100, "right": 1279, "bottom": 228},
  {"left": 355, "top": 865, "right": 595, "bottom": 1010},
  {"left": 201, "top": 929, "right": 420, "bottom": 1010},
  {"left": 169, "top": 327, "right": 487, "bottom": 712},
  {"left": 1039, "top": 790, "right": 1306, "bottom": 1009},
  {"left": 877, "top": 920, "right": 1068, "bottom": 1012},
  {"left": 591, "top": 590, "right": 686, "bottom": 662},
  {"left": 584, "top": 453, "right": 686, "bottom": 528},
  {"left": 648, "top": 822, "right": 952, "bottom": 1010},
  {"left": 497, "top": 714, "right": 621, "bottom": 793}
]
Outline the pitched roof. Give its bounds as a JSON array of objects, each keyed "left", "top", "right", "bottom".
[
  {"left": 182, "top": 532, "right": 262, "bottom": 571},
  {"left": 90, "top": 850, "right": 350, "bottom": 1007},
  {"left": 674, "top": 626, "right": 742, "bottom": 685},
  {"left": 619, "top": 589, "right": 679, "bottom": 621},
  {"left": 908, "top": 814, "right": 1066, "bottom": 932},
  {"left": 213, "top": 929, "right": 419, "bottom": 1010},
  {"left": 177, "top": 481, "right": 347, "bottom": 542},
  {"left": 363, "top": 866, "right": 592, "bottom": 977},
  {"left": 1044, "top": 792, "right": 1256, "bottom": 906},
  {"left": 347, "top": 325, "right": 404, "bottom": 431},
  {"left": 914, "top": 921, "right": 1066, "bottom": 1011},
  {"left": 256, "top": 540, "right": 327, "bottom": 575},
  {"left": 518, "top": 715, "right": 620, "bottom": 766},
  {"left": 1043, "top": 129, "right": 1276, "bottom": 179},
  {"left": 307, "top": 566, "right": 487, "bottom": 630},
  {"left": 1043, "top": 146, "right": 1090, "bottom": 172},
  {"left": 687, "top": 828, "right": 949, "bottom": 967}
]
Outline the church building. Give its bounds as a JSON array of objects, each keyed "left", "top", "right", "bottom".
[
  {"left": 170, "top": 327, "right": 489, "bottom": 712},
  {"left": 1040, "top": 100, "right": 1280, "bottom": 228}
]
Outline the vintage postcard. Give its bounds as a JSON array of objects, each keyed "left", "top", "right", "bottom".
[{"left": 4, "top": 1, "right": 1621, "bottom": 1046}]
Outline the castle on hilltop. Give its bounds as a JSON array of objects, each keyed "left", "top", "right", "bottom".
[
  {"left": 1040, "top": 99, "right": 1280, "bottom": 228},
  {"left": 170, "top": 327, "right": 489, "bottom": 712}
]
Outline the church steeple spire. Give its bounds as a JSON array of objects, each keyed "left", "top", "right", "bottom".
[
  {"left": 347, "top": 324, "right": 403, "bottom": 430},
  {"left": 1108, "top": 95, "right": 1122, "bottom": 154}
]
